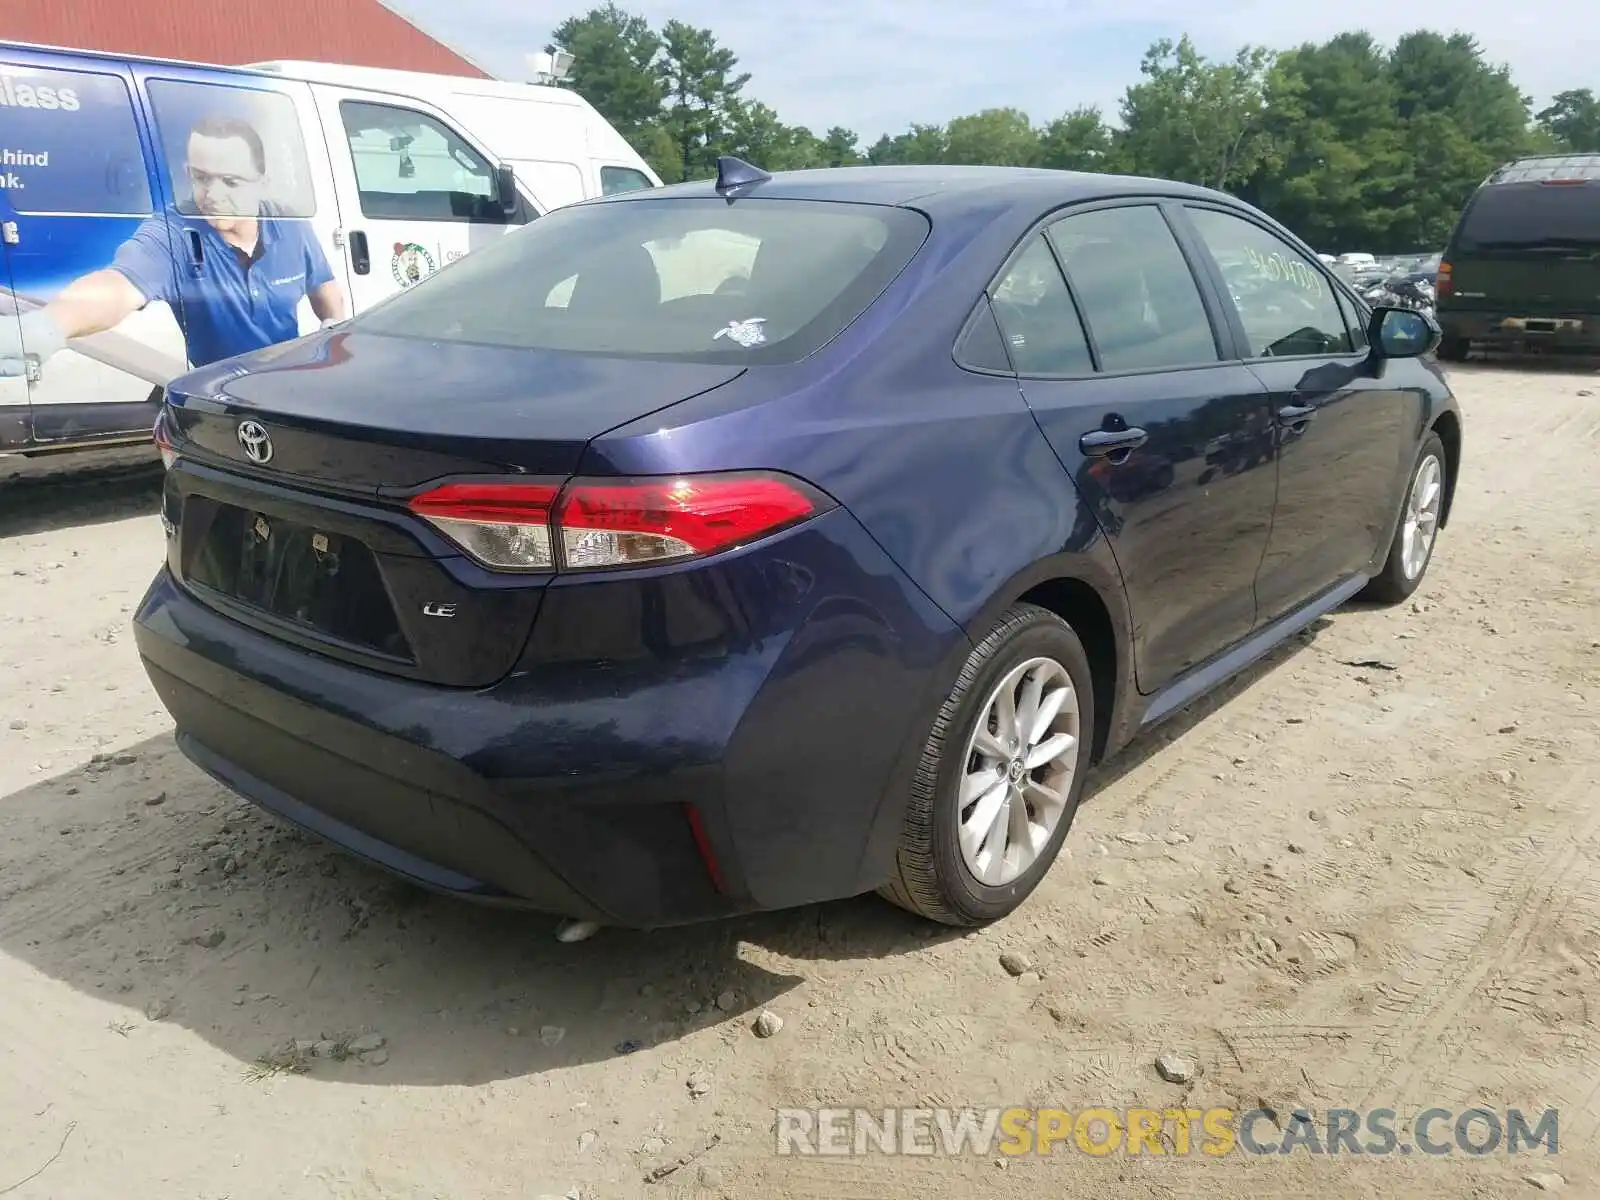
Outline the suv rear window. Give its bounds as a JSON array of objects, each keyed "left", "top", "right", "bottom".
[
  {"left": 351, "top": 196, "right": 929, "bottom": 363},
  {"left": 1454, "top": 183, "right": 1600, "bottom": 253}
]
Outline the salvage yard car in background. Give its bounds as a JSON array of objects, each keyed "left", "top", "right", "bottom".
[
  {"left": 133, "top": 160, "right": 1462, "bottom": 930},
  {"left": 1435, "top": 152, "right": 1600, "bottom": 360}
]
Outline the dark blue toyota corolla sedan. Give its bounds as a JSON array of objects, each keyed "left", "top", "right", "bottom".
[{"left": 133, "top": 160, "right": 1462, "bottom": 930}]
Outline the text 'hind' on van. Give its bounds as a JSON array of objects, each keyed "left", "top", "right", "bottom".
[{"left": 0, "top": 40, "right": 659, "bottom": 458}]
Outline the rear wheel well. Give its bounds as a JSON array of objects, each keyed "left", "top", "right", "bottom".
[
  {"left": 1431, "top": 409, "right": 1461, "bottom": 527},
  {"left": 1016, "top": 578, "right": 1117, "bottom": 764}
]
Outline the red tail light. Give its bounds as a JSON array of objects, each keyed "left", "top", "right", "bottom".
[
  {"left": 1435, "top": 260, "right": 1452, "bottom": 299},
  {"left": 152, "top": 410, "right": 178, "bottom": 470},
  {"left": 407, "top": 471, "right": 830, "bottom": 572},
  {"left": 409, "top": 481, "right": 561, "bottom": 571}
]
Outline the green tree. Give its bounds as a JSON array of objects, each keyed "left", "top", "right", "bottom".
[
  {"left": 943, "top": 107, "right": 1039, "bottom": 166},
  {"left": 822, "top": 127, "right": 862, "bottom": 167},
  {"left": 866, "top": 123, "right": 948, "bottom": 165},
  {"left": 1036, "top": 106, "right": 1116, "bottom": 172},
  {"left": 1115, "top": 35, "right": 1278, "bottom": 190},
  {"left": 549, "top": 4, "right": 673, "bottom": 176},
  {"left": 659, "top": 20, "right": 752, "bottom": 182},
  {"left": 724, "top": 100, "right": 829, "bottom": 170},
  {"left": 1246, "top": 33, "right": 1410, "bottom": 251},
  {"left": 1537, "top": 88, "right": 1600, "bottom": 152},
  {"left": 1384, "top": 31, "right": 1537, "bottom": 247}
]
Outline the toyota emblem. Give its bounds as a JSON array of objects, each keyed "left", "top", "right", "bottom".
[{"left": 237, "top": 420, "right": 273, "bottom": 464}]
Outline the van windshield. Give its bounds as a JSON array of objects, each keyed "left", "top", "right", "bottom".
[
  {"left": 350, "top": 196, "right": 930, "bottom": 363},
  {"left": 1455, "top": 183, "right": 1600, "bottom": 253}
]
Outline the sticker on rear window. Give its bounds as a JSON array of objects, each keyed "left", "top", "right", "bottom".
[{"left": 714, "top": 317, "right": 767, "bottom": 348}]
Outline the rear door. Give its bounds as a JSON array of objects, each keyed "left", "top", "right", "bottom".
[
  {"left": 309, "top": 85, "right": 534, "bottom": 311},
  {"left": 1176, "top": 202, "right": 1416, "bottom": 626},
  {"left": 0, "top": 48, "right": 181, "bottom": 446},
  {"left": 998, "top": 201, "right": 1278, "bottom": 695},
  {"left": 129, "top": 62, "right": 350, "bottom": 366}
]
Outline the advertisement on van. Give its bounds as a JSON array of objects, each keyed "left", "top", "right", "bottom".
[{"left": 0, "top": 58, "right": 346, "bottom": 444}]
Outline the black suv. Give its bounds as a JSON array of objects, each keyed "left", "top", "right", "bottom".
[{"left": 1435, "top": 153, "right": 1600, "bottom": 360}]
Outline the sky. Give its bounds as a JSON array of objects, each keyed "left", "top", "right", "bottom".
[{"left": 394, "top": 0, "right": 1588, "bottom": 145}]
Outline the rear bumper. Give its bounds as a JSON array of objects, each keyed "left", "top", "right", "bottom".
[
  {"left": 1438, "top": 309, "right": 1600, "bottom": 350},
  {"left": 133, "top": 508, "right": 965, "bottom": 927}
]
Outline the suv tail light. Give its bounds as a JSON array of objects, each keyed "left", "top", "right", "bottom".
[
  {"left": 1435, "top": 260, "right": 1452, "bottom": 299},
  {"left": 407, "top": 472, "right": 832, "bottom": 572}
]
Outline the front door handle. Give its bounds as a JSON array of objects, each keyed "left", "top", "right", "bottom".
[
  {"left": 1277, "top": 403, "right": 1317, "bottom": 425},
  {"left": 349, "top": 230, "right": 371, "bottom": 276},
  {"left": 1079, "top": 427, "right": 1149, "bottom": 457}
]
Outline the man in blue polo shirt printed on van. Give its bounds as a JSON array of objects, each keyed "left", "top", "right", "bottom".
[{"left": 0, "top": 114, "right": 346, "bottom": 378}]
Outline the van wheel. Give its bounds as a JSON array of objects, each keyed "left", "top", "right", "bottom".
[
  {"left": 879, "top": 604, "right": 1094, "bottom": 926},
  {"left": 1436, "top": 335, "right": 1468, "bottom": 362},
  {"left": 1362, "top": 431, "right": 1447, "bottom": 605}
]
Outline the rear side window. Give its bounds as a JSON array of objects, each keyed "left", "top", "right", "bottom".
[
  {"left": 987, "top": 234, "right": 1092, "bottom": 374},
  {"left": 351, "top": 196, "right": 929, "bottom": 364},
  {"left": 0, "top": 62, "right": 152, "bottom": 216},
  {"left": 1454, "top": 182, "right": 1600, "bottom": 252},
  {"left": 601, "top": 166, "right": 653, "bottom": 195},
  {"left": 1048, "top": 206, "right": 1218, "bottom": 372}
]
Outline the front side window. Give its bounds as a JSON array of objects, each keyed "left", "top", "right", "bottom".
[
  {"left": 1048, "top": 205, "right": 1219, "bottom": 372},
  {"left": 339, "top": 100, "right": 504, "bottom": 223},
  {"left": 352, "top": 196, "right": 929, "bottom": 364},
  {"left": 1186, "top": 207, "right": 1353, "bottom": 358}
]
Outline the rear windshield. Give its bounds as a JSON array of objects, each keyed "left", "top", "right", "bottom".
[
  {"left": 351, "top": 196, "right": 930, "bottom": 363},
  {"left": 1454, "top": 183, "right": 1600, "bottom": 253}
]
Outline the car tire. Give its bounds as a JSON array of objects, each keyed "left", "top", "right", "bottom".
[
  {"left": 1436, "top": 334, "right": 1469, "bottom": 363},
  {"left": 1361, "top": 430, "right": 1447, "bottom": 605},
  {"left": 879, "top": 603, "right": 1095, "bottom": 926}
]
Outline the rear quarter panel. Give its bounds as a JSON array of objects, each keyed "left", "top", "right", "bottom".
[{"left": 585, "top": 199, "right": 1136, "bottom": 886}]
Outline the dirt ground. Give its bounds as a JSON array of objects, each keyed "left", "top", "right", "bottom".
[{"left": 2, "top": 361, "right": 1598, "bottom": 1200}]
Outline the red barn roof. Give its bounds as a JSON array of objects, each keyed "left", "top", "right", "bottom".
[{"left": 3, "top": 0, "right": 492, "bottom": 78}]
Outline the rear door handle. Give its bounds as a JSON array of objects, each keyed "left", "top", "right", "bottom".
[
  {"left": 1277, "top": 403, "right": 1317, "bottom": 425},
  {"left": 1079, "top": 427, "right": 1148, "bottom": 457},
  {"left": 349, "top": 230, "right": 371, "bottom": 276}
]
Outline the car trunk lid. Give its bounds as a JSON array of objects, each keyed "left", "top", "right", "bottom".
[
  {"left": 167, "top": 328, "right": 748, "bottom": 491},
  {"left": 161, "top": 330, "right": 747, "bottom": 687}
]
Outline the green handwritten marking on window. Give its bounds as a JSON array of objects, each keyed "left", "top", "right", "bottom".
[{"left": 1243, "top": 245, "right": 1326, "bottom": 297}]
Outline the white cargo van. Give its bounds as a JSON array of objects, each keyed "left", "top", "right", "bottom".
[{"left": 0, "top": 40, "right": 660, "bottom": 456}]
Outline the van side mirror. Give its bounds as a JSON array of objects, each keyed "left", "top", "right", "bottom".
[
  {"left": 495, "top": 164, "right": 519, "bottom": 217},
  {"left": 1368, "top": 305, "right": 1440, "bottom": 360}
]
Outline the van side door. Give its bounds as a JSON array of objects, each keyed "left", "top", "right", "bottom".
[
  {"left": 128, "top": 62, "right": 351, "bottom": 372},
  {"left": 308, "top": 86, "right": 535, "bottom": 312},
  {"left": 0, "top": 48, "right": 179, "bottom": 447},
  {"left": 0, "top": 186, "right": 28, "bottom": 448}
]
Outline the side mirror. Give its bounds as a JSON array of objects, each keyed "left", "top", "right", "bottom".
[
  {"left": 1368, "top": 305, "right": 1440, "bottom": 360},
  {"left": 495, "top": 163, "right": 519, "bottom": 217}
]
